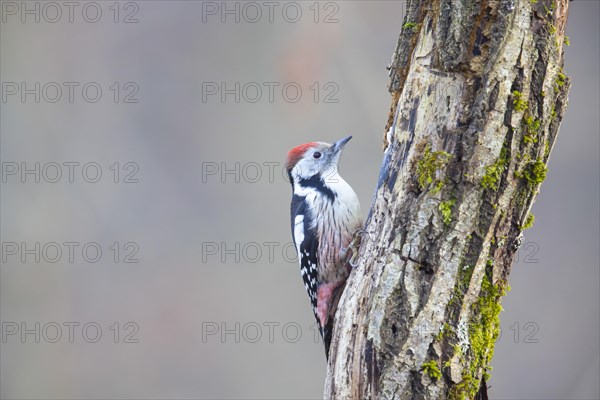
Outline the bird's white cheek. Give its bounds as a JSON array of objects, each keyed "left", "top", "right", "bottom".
[{"left": 294, "top": 160, "right": 319, "bottom": 179}]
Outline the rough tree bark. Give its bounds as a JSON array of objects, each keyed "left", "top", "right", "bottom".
[{"left": 326, "top": 0, "right": 570, "bottom": 398}]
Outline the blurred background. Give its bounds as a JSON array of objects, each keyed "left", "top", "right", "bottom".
[{"left": 0, "top": 1, "right": 598, "bottom": 399}]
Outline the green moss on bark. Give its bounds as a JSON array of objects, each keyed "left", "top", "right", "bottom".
[
  {"left": 421, "top": 360, "right": 442, "bottom": 381},
  {"left": 416, "top": 145, "right": 453, "bottom": 191},
  {"left": 512, "top": 90, "right": 528, "bottom": 112},
  {"left": 481, "top": 144, "right": 509, "bottom": 191},
  {"left": 450, "top": 276, "right": 506, "bottom": 399},
  {"left": 439, "top": 199, "right": 456, "bottom": 226},
  {"left": 518, "top": 160, "right": 548, "bottom": 187},
  {"left": 521, "top": 214, "right": 535, "bottom": 230}
]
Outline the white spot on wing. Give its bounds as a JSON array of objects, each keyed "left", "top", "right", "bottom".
[{"left": 294, "top": 215, "right": 304, "bottom": 256}]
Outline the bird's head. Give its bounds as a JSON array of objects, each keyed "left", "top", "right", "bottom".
[{"left": 286, "top": 136, "right": 352, "bottom": 185}]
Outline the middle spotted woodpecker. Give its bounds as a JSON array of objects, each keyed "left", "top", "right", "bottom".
[{"left": 286, "top": 135, "right": 362, "bottom": 357}]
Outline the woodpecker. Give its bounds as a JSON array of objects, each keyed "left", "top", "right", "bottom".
[{"left": 286, "top": 136, "right": 362, "bottom": 357}]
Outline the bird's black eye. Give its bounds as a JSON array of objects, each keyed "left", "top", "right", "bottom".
[{"left": 313, "top": 152, "right": 322, "bottom": 159}]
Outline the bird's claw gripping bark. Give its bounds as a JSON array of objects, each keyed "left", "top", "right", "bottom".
[{"left": 341, "top": 228, "right": 366, "bottom": 268}]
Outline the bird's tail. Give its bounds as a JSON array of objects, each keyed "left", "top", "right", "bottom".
[
  {"left": 322, "top": 321, "right": 333, "bottom": 359},
  {"left": 320, "top": 283, "right": 346, "bottom": 360}
]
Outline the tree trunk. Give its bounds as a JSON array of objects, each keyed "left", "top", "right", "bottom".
[{"left": 325, "top": 0, "right": 570, "bottom": 398}]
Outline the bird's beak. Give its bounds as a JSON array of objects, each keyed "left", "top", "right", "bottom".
[{"left": 332, "top": 136, "right": 352, "bottom": 154}]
